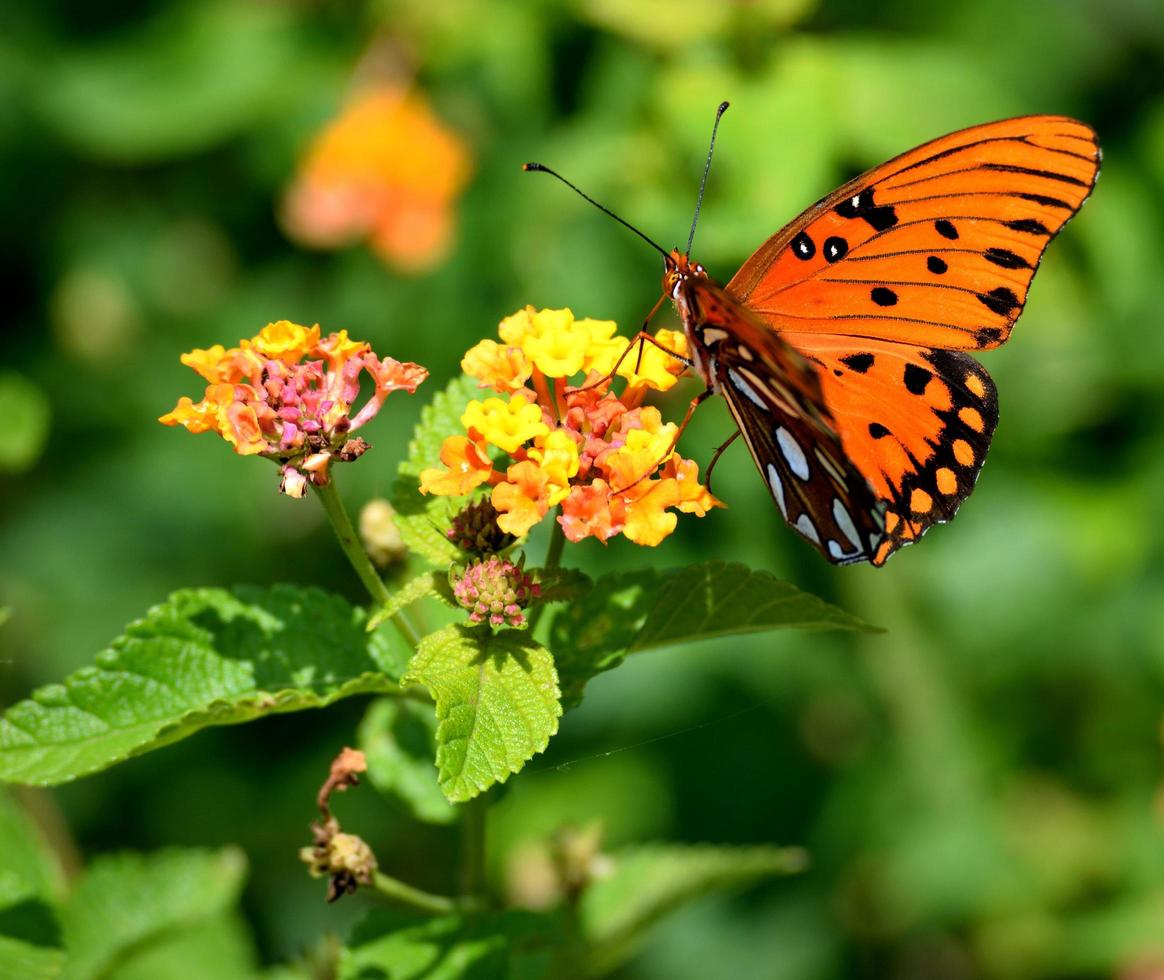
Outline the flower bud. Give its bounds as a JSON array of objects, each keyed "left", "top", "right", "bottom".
[
  {"left": 451, "top": 555, "right": 540, "bottom": 629},
  {"left": 359, "top": 498, "right": 407, "bottom": 567},
  {"left": 446, "top": 498, "right": 515, "bottom": 555}
]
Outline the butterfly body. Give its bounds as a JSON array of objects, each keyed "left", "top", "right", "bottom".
[{"left": 662, "top": 115, "right": 1100, "bottom": 565}]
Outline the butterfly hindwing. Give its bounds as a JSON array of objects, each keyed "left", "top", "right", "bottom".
[
  {"left": 796, "top": 339, "right": 999, "bottom": 564},
  {"left": 727, "top": 115, "right": 1100, "bottom": 351}
]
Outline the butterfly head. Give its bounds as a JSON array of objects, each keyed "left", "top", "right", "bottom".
[{"left": 662, "top": 249, "right": 707, "bottom": 301}]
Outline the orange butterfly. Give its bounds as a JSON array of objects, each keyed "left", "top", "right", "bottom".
[{"left": 530, "top": 111, "right": 1100, "bottom": 565}]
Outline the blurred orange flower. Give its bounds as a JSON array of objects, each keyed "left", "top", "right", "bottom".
[
  {"left": 282, "top": 85, "right": 472, "bottom": 273},
  {"left": 421, "top": 307, "right": 720, "bottom": 546}
]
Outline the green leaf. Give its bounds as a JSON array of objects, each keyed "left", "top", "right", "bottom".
[
  {"left": 60, "top": 848, "right": 247, "bottom": 980},
  {"left": 579, "top": 844, "right": 808, "bottom": 972},
  {"left": 339, "top": 908, "right": 552, "bottom": 980},
  {"left": 0, "top": 586, "right": 411, "bottom": 786},
  {"left": 358, "top": 698, "right": 456, "bottom": 825},
  {"left": 0, "top": 372, "right": 50, "bottom": 474},
  {"left": 0, "top": 789, "right": 67, "bottom": 905},
  {"left": 0, "top": 936, "right": 64, "bottom": 980},
  {"left": 550, "top": 560, "right": 880, "bottom": 705},
  {"left": 402, "top": 625, "right": 561, "bottom": 802},
  {"left": 367, "top": 572, "right": 455, "bottom": 633},
  {"left": 392, "top": 375, "right": 483, "bottom": 566},
  {"left": 103, "top": 914, "right": 258, "bottom": 980}
]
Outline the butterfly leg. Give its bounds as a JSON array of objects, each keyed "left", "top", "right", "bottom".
[
  {"left": 704, "top": 429, "right": 741, "bottom": 496},
  {"left": 566, "top": 330, "right": 692, "bottom": 395},
  {"left": 608, "top": 386, "right": 713, "bottom": 495}
]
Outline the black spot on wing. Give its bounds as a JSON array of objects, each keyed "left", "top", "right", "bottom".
[
  {"left": 870, "top": 287, "right": 898, "bottom": 307},
  {"left": 927, "top": 255, "right": 947, "bottom": 274},
  {"left": 791, "top": 231, "right": 815, "bottom": 261},
  {"left": 835, "top": 187, "right": 898, "bottom": 231},
  {"left": 869, "top": 422, "right": 891, "bottom": 439},
  {"left": 977, "top": 287, "right": 1020, "bottom": 316},
  {"left": 976, "top": 326, "right": 1004, "bottom": 345},
  {"left": 840, "top": 353, "right": 874, "bottom": 373},
  {"left": 823, "top": 236, "right": 848, "bottom": 262},
  {"left": 935, "top": 219, "right": 958, "bottom": 240},
  {"left": 1005, "top": 218, "right": 1049, "bottom": 235},
  {"left": 983, "top": 247, "right": 1030, "bottom": 269},
  {"left": 904, "top": 363, "right": 932, "bottom": 395}
]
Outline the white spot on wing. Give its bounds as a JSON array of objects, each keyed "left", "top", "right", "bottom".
[
  {"left": 701, "top": 328, "right": 728, "bottom": 346},
  {"left": 766, "top": 464, "right": 788, "bottom": 518},
  {"left": 776, "top": 426, "right": 810, "bottom": 480},
  {"left": 827, "top": 540, "right": 847, "bottom": 560},
  {"left": 795, "top": 514, "right": 820, "bottom": 544},
  {"left": 736, "top": 346, "right": 754, "bottom": 362},
  {"left": 728, "top": 368, "right": 767, "bottom": 410},
  {"left": 832, "top": 498, "right": 861, "bottom": 549}
]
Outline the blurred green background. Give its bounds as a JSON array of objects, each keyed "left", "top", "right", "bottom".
[{"left": 4, "top": 0, "right": 1164, "bottom": 976}]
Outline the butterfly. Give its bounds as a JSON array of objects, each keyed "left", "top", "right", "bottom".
[
  {"left": 652, "top": 112, "right": 1100, "bottom": 565},
  {"left": 528, "top": 113, "right": 1100, "bottom": 565}
]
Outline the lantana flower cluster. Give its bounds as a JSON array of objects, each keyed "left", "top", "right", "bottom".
[
  {"left": 420, "top": 307, "right": 720, "bottom": 546},
  {"left": 160, "top": 320, "right": 427, "bottom": 497}
]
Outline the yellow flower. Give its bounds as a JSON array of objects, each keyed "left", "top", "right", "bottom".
[
  {"left": 245, "top": 320, "right": 321, "bottom": 364},
  {"left": 418, "top": 436, "right": 495, "bottom": 496},
  {"left": 528, "top": 430, "right": 580, "bottom": 505},
  {"left": 617, "top": 328, "right": 689, "bottom": 391},
  {"left": 622, "top": 478, "right": 681, "bottom": 546},
  {"left": 462, "top": 395, "right": 548, "bottom": 454},
  {"left": 461, "top": 339, "right": 532, "bottom": 393},
  {"left": 498, "top": 307, "right": 537, "bottom": 347},
  {"left": 519, "top": 309, "right": 591, "bottom": 377}
]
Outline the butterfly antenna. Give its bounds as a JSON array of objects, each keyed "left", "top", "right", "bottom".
[
  {"left": 523, "top": 162, "right": 669, "bottom": 259},
  {"left": 686, "top": 101, "right": 729, "bottom": 255}
]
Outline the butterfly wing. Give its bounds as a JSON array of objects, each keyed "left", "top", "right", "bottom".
[
  {"left": 676, "top": 274, "right": 886, "bottom": 564},
  {"left": 724, "top": 115, "right": 1099, "bottom": 563},
  {"left": 794, "top": 338, "right": 998, "bottom": 564}
]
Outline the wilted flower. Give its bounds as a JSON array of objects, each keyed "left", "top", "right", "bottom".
[
  {"left": 160, "top": 320, "right": 427, "bottom": 497},
  {"left": 419, "top": 307, "right": 720, "bottom": 546},
  {"left": 282, "top": 84, "right": 472, "bottom": 272},
  {"left": 452, "top": 555, "right": 541, "bottom": 629}
]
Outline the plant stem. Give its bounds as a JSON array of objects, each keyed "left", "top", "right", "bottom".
[
  {"left": 527, "top": 517, "right": 565, "bottom": 634},
  {"left": 371, "top": 871, "right": 460, "bottom": 915},
  {"left": 459, "top": 794, "right": 488, "bottom": 900},
  {"left": 313, "top": 479, "right": 421, "bottom": 648}
]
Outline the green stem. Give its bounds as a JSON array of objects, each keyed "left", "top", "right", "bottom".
[
  {"left": 459, "top": 794, "right": 488, "bottom": 900},
  {"left": 371, "top": 871, "right": 460, "bottom": 915},
  {"left": 313, "top": 479, "right": 421, "bottom": 648},
  {"left": 528, "top": 516, "right": 566, "bottom": 634}
]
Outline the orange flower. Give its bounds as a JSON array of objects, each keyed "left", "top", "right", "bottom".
[
  {"left": 420, "top": 306, "right": 721, "bottom": 545},
  {"left": 282, "top": 85, "right": 472, "bottom": 273},
  {"left": 161, "top": 320, "right": 427, "bottom": 497}
]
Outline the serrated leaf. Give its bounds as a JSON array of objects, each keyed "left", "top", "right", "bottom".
[
  {"left": 358, "top": 698, "right": 456, "bottom": 825},
  {"left": 402, "top": 626, "right": 561, "bottom": 802},
  {"left": 0, "top": 586, "right": 411, "bottom": 786},
  {"left": 550, "top": 560, "right": 879, "bottom": 705},
  {"left": 60, "top": 848, "right": 247, "bottom": 980},
  {"left": 339, "top": 907, "right": 551, "bottom": 980},
  {"left": 367, "top": 572, "right": 455, "bottom": 633},
  {"left": 391, "top": 375, "right": 484, "bottom": 567},
  {"left": 580, "top": 844, "right": 808, "bottom": 972}
]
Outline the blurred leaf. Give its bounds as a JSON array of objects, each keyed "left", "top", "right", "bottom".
[
  {"left": 0, "top": 586, "right": 411, "bottom": 786},
  {"left": 358, "top": 698, "right": 456, "bottom": 825},
  {"left": 580, "top": 844, "right": 808, "bottom": 973},
  {"left": 403, "top": 625, "right": 561, "bottom": 802},
  {"left": 60, "top": 848, "right": 247, "bottom": 980},
  {"left": 0, "top": 936, "right": 64, "bottom": 980},
  {"left": 37, "top": 1, "right": 302, "bottom": 162},
  {"left": 393, "top": 375, "right": 483, "bottom": 567},
  {"left": 0, "top": 789, "right": 67, "bottom": 905},
  {"left": 339, "top": 907, "right": 552, "bottom": 980},
  {"left": 105, "top": 915, "right": 258, "bottom": 980},
  {"left": 550, "top": 561, "right": 878, "bottom": 704},
  {"left": 0, "top": 373, "right": 50, "bottom": 474},
  {"left": 368, "top": 571, "right": 455, "bottom": 632}
]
